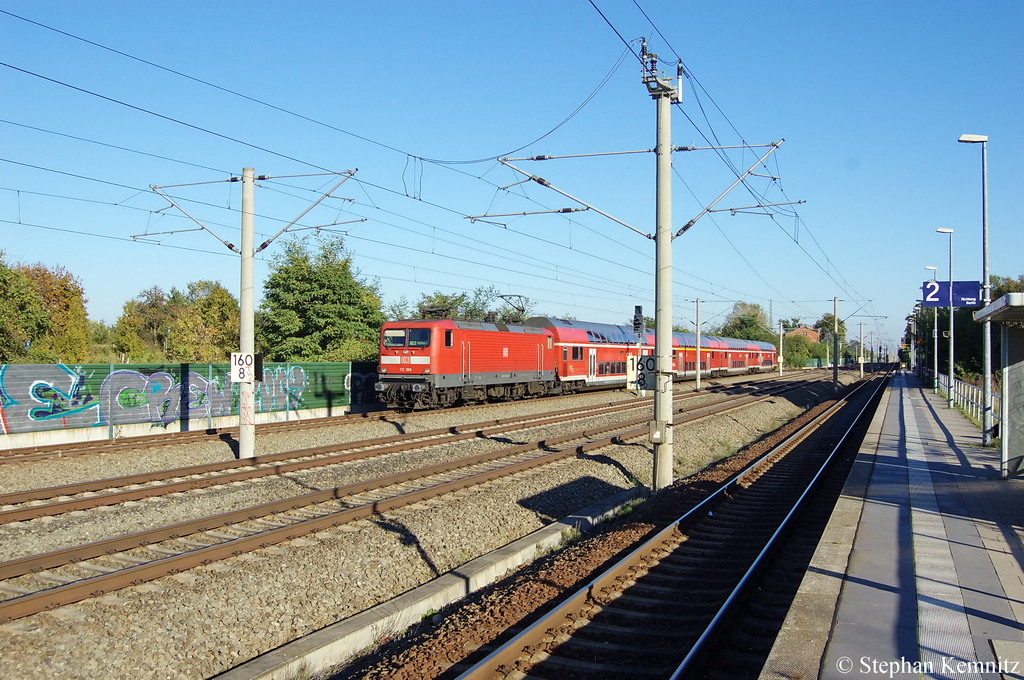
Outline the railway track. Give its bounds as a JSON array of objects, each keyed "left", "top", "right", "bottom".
[
  {"left": 0, "top": 371, "right": 825, "bottom": 466},
  {"left": 452, "top": 370, "right": 888, "bottom": 680},
  {"left": 0, "top": 376, "right": 825, "bottom": 624},
  {"left": 0, "top": 375, "right": 817, "bottom": 520}
]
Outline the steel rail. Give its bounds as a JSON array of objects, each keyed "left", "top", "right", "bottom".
[
  {"left": 454, "top": 373, "right": 887, "bottom": 679},
  {"left": 0, "top": 378, "right": 805, "bottom": 521},
  {"left": 669, "top": 369, "right": 892, "bottom": 678},
  {"left": 0, "top": 378, "right": 818, "bottom": 622},
  {"left": 0, "top": 400, "right": 681, "bottom": 622},
  {"left": 0, "top": 371, "right": 810, "bottom": 465},
  {"left": 0, "top": 380, "right": 797, "bottom": 578}
]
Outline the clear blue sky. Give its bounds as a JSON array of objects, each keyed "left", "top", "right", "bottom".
[{"left": 1, "top": 1, "right": 1021, "bottom": 355}]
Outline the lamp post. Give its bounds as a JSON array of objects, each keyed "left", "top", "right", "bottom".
[
  {"left": 958, "top": 133, "right": 992, "bottom": 445},
  {"left": 937, "top": 228, "right": 954, "bottom": 408},
  {"left": 925, "top": 266, "right": 938, "bottom": 393}
]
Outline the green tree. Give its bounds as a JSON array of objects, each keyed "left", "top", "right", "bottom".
[
  {"left": 113, "top": 300, "right": 147, "bottom": 363},
  {"left": 16, "top": 262, "right": 89, "bottom": 363},
  {"left": 415, "top": 285, "right": 505, "bottom": 321},
  {"left": 780, "top": 332, "right": 813, "bottom": 368},
  {"left": 717, "top": 302, "right": 775, "bottom": 343},
  {"left": 132, "top": 286, "right": 175, "bottom": 350},
  {"left": 258, "top": 236, "right": 386, "bottom": 362},
  {"left": 384, "top": 296, "right": 413, "bottom": 321},
  {"left": 167, "top": 281, "right": 240, "bottom": 362},
  {"left": 85, "top": 320, "right": 120, "bottom": 363},
  {"left": 0, "top": 252, "right": 49, "bottom": 363},
  {"left": 813, "top": 313, "right": 847, "bottom": 347}
]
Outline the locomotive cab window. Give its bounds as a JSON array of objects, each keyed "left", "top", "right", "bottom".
[
  {"left": 408, "top": 329, "right": 431, "bottom": 348},
  {"left": 445, "top": 329, "right": 453, "bottom": 348},
  {"left": 383, "top": 329, "right": 407, "bottom": 347},
  {"left": 383, "top": 328, "right": 431, "bottom": 348}
]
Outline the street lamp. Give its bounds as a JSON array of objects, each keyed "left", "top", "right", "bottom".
[
  {"left": 958, "top": 133, "right": 992, "bottom": 445},
  {"left": 925, "top": 266, "right": 938, "bottom": 393},
  {"left": 937, "top": 228, "right": 954, "bottom": 408}
]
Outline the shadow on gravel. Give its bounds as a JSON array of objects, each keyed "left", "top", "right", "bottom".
[
  {"left": 577, "top": 450, "right": 644, "bottom": 487},
  {"left": 372, "top": 515, "right": 441, "bottom": 577},
  {"left": 219, "top": 433, "right": 240, "bottom": 458},
  {"left": 519, "top": 476, "right": 626, "bottom": 524}
]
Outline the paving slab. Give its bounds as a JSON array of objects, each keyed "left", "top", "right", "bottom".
[{"left": 762, "top": 372, "right": 1024, "bottom": 680}]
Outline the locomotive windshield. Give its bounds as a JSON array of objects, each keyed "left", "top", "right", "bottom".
[{"left": 383, "top": 328, "right": 431, "bottom": 348}]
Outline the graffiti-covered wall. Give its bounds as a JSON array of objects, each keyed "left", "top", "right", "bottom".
[{"left": 0, "top": 361, "right": 379, "bottom": 435}]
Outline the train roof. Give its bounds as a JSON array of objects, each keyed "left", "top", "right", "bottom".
[
  {"left": 525, "top": 317, "right": 633, "bottom": 335},
  {"left": 384, "top": 319, "right": 548, "bottom": 334},
  {"left": 386, "top": 317, "right": 775, "bottom": 351},
  {"left": 526, "top": 317, "right": 776, "bottom": 351}
]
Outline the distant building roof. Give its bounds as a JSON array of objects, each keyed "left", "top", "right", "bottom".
[{"left": 785, "top": 326, "right": 820, "bottom": 342}]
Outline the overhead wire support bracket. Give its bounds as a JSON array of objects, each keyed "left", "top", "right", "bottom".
[
  {"left": 146, "top": 183, "right": 243, "bottom": 252},
  {"left": 504, "top": 149, "right": 654, "bottom": 162},
  {"left": 146, "top": 169, "right": 357, "bottom": 255},
  {"left": 673, "top": 143, "right": 779, "bottom": 152},
  {"left": 498, "top": 158, "right": 651, "bottom": 239},
  {"left": 253, "top": 170, "right": 358, "bottom": 253},
  {"left": 673, "top": 140, "right": 788, "bottom": 240},
  {"left": 706, "top": 200, "right": 805, "bottom": 216},
  {"left": 464, "top": 207, "right": 588, "bottom": 222}
]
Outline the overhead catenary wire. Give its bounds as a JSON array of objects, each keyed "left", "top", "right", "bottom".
[
  {"left": 0, "top": 7, "right": 779, "bottom": 314},
  {"left": 0, "top": 6, "right": 871, "bottom": 331}
]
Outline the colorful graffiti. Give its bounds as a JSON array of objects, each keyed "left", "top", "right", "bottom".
[{"left": 0, "top": 362, "right": 376, "bottom": 435}]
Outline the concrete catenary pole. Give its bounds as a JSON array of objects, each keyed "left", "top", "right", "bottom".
[
  {"left": 859, "top": 322, "right": 864, "bottom": 379},
  {"left": 695, "top": 299, "right": 701, "bottom": 391},
  {"left": 779, "top": 320, "right": 784, "bottom": 377},
  {"left": 641, "top": 42, "right": 678, "bottom": 492},
  {"left": 833, "top": 297, "right": 839, "bottom": 390},
  {"left": 651, "top": 77, "right": 674, "bottom": 491},
  {"left": 239, "top": 167, "right": 256, "bottom": 459}
]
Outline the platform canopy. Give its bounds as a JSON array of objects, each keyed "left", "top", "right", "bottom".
[{"left": 975, "top": 292, "right": 1024, "bottom": 323}]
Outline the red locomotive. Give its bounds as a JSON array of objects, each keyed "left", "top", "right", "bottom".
[{"left": 374, "top": 317, "right": 777, "bottom": 410}]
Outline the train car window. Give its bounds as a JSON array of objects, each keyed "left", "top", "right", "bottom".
[
  {"left": 563, "top": 346, "right": 569, "bottom": 361},
  {"left": 383, "top": 329, "right": 407, "bottom": 347},
  {"left": 548, "top": 336, "right": 552, "bottom": 350},
  {"left": 445, "top": 329, "right": 453, "bottom": 348},
  {"left": 408, "top": 328, "right": 431, "bottom": 348}
]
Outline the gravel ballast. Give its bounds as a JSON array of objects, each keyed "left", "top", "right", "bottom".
[{"left": 0, "top": 373, "right": 854, "bottom": 679}]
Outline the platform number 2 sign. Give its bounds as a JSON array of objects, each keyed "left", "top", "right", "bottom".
[
  {"left": 923, "top": 280, "right": 941, "bottom": 304},
  {"left": 231, "top": 353, "right": 255, "bottom": 384}
]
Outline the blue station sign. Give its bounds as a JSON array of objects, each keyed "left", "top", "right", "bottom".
[{"left": 921, "top": 280, "right": 983, "bottom": 308}]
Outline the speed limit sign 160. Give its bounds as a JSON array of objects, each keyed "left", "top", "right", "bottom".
[
  {"left": 633, "top": 355, "right": 657, "bottom": 389},
  {"left": 231, "top": 352, "right": 255, "bottom": 384}
]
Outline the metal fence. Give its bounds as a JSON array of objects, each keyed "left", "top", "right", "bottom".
[
  {"left": 933, "top": 372, "right": 1002, "bottom": 431},
  {"left": 0, "top": 361, "right": 379, "bottom": 437}
]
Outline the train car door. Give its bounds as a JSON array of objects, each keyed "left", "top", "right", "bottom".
[{"left": 588, "top": 347, "right": 597, "bottom": 381}]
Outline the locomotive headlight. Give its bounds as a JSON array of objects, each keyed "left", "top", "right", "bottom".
[
  {"left": 379, "top": 367, "right": 387, "bottom": 373},
  {"left": 423, "top": 369, "right": 430, "bottom": 374}
]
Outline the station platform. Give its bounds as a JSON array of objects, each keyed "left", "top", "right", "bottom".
[{"left": 762, "top": 371, "right": 1024, "bottom": 680}]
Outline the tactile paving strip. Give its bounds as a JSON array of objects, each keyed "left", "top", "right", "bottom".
[{"left": 901, "top": 375, "right": 982, "bottom": 679}]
